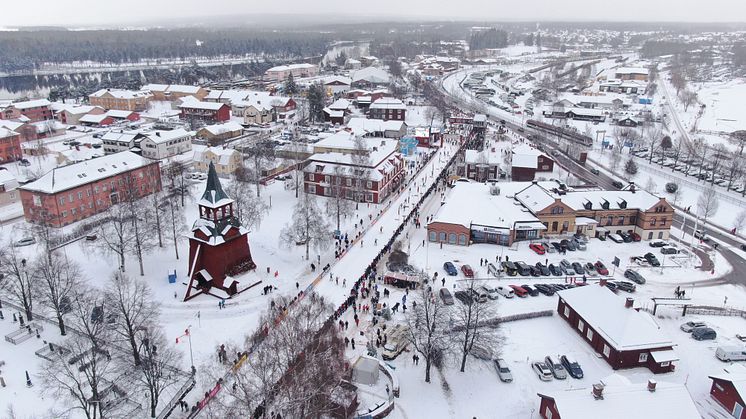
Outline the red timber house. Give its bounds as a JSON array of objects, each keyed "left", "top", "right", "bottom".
[
  {"left": 537, "top": 377, "right": 700, "bottom": 419},
  {"left": 185, "top": 162, "right": 255, "bottom": 300},
  {"left": 303, "top": 138, "right": 405, "bottom": 204},
  {"left": 18, "top": 151, "right": 161, "bottom": 227},
  {"left": 556, "top": 284, "right": 678, "bottom": 374},
  {"left": 709, "top": 368, "right": 746, "bottom": 419},
  {"left": 179, "top": 101, "right": 231, "bottom": 123}
]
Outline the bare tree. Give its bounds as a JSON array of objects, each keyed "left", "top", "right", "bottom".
[
  {"left": 645, "top": 127, "right": 663, "bottom": 164},
  {"left": 244, "top": 142, "right": 276, "bottom": 197},
  {"left": 325, "top": 166, "right": 355, "bottom": 232},
  {"left": 681, "top": 90, "right": 698, "bottom": 112},
  {"left": 224, "top": 179, "right": 268, "bottom": 230},
  {"left": 452, "top": 282, "right": 500, "bottom": 372},
  {"left": 164, "top": 161, "right": 193, "bottom": 208},
  {"left": 729, "top": 130, "right": 746, "bottom": 157},
  {"left": 282, "top": 140, "right": 309, "bottom": 198},
  {"left": 150, "top": 190, "right": 165, "bottom": 249},
  {"left": 734, "top": 209, "right": 746, "bottom": 234},
  {"left": 724, "top": 151, "right": 744, "bottom": 190},
  {"left": 105, "top": 272, "right": 160, "bottom": 367},
  {"left": 280, "top": 193, "right": 333, "bottom": 260},
  {"left": 91, "top": 204, "right": 133, "bottom": 273},
  {"left": 0, "top": 244, "right": 36, "bottom": 320},
  {"left": 708, "top": 144, "right": 727, "bottom": 185},
  {"left": 405, "top": 284, "right": 449, "bottom": 383},
  {"left": 350, "top": 136, "right": 372, "bottom": 209},
  {"left": 41, "top": 291, "right": 114, "bottom": 419},
  {"left": 670, "top": 70, "right": 687, "bottom": 96},
  {"left": 131, "top": 327, "right": 184, "bottom": 418},
  {"left": 697, "top": 188, "right": 719, "bottom": 226},
  {"left": 33, "top": 253, "right": 83, "bottom": 335}
]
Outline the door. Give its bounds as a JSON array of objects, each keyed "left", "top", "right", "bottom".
[{"left": 734, "top": 402, "right": 744, "bottom": 419}]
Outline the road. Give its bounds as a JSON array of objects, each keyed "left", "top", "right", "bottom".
[{"left": 439, "top": 69, "right": 746, "bottom": 287}]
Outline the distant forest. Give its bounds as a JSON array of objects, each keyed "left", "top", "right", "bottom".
[{"left": 0, "top": 29, "right": 331, "bottom": 73}]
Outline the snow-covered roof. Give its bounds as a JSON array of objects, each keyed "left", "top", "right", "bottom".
[
  {"left": 346, "top": 117, "right": 405, "bottom": 137},
  {"left": 193, "top": 145, "right": 239, "bottom": 166},
  {"left": 0, "top": 127, "right": 19, "bottom": 139},
  {"left": 323, "top": 108, "right": 344, "bottom": 118},
  {"left": 20, "top": 151, "right": 156, "bottom": 194},
  {"left": 179, "top": 101, "right": 226, "bottom": 111},
  {"left": 100, "top": 130, "right": 141, "bottom": 144},
  {"left": 370, "top": 97, "right": 406, "bottom": 110},
  {"left": 324, "top": 76, "right": 352, "bottom": 86},
  {"left": 566, "top": 107, "right": 606, "bottom": 117},
  {"left": 10, "top": 99, "right": 51, "bottom": 110},
  {"left": 141, "top": 84, "right": 169, "bottom": 92},
  {"left": 615, "top": 67, "right": 649, "bottom": 75},
  {"left": 465, "top": 148, "right": 501, "bottom": 166},
  {"left": 55, "top": 104, "right": 99, "bottom": 115},
  {"left": 565, "top": 94, "right": 631, "bottom": 107},
  {"left": 352, "top": 67, "right": 390, "bottom": 84},
  {"left": 199, "top": 121, "right": 243, "bottom": 136},
  {"left": 515, "top": 183, "right": 664, "bottom": 213},
  {"left": 141, "top": 128, "right": 191, "bottom": 144},
  {"left": 0, "top": 120, "right": 25, "bottom": 131},
  {"left": 314, "top": 131, "right": 359, "bottom": 150},
  {"left": 709, "top": 371, "right": 746, "bottom": 402},
  {"left": 557, "top": 285, "right": 674, "bottom": 351},
  {"left": 79, "top": 113, "right": 111, "bottom": 124},
  {"left": 90, "top": 89, "right": 152, "bottom": 99},
  {"left": 0, "top": 170, "right": 18, "bottom": 189},
  {"left": 266, "top": 63, "right": 317, "bottom": 72},
  {"left": 431, "top": 182, "right": 543, "bottom": 231},
  {"left": 305, "top": 149, "right": 402, "bottom": 182},
  {"left": 329, "top": 98, "right": 351, "bottom": 110},
  {"left": 105, "top": 109, "right": 135, "bottom": 119},
  {"left": 538, "top": 380, "right": 699, "bottom": 419},
  {"left": 511, "top": 153, "right": 538, "bottom": 169},
  {"left": 31, "top": 120, "right": 64, "bottom": 134}
]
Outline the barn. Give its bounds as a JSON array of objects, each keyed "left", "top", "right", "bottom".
[
  {"left": 556, "top": 284, "right": 678, "bottom": 374},
  {"left": 709, "top": 369, "right": 746, "bottom": 419}
]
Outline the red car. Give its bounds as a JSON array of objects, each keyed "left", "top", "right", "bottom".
[
  {"left": 461, "top": 264, "right": 474, "bottom": 278},
  {"left": 628, "top": 231, "right": 641, "bottom": 242},
  {"left": 509, "top": 285, "right": 528, "bottom": 297},
  {"left": 595, "top": 261, "right": 609, "bottom": 276},
  {"left": 529, "top": 243, "right": 546, "bottom": 255}
]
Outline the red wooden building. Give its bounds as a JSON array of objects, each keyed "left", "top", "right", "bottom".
[
  {"left": 179, "top": 101, "right": 231, "bottom": 123},
  {"left": 709, "top": 370, "right": 746, "bottom": 419},
  {"left": 185, "top": 162, "right": 255, "bottom": 300},
  {"left": 556, "top": 284, "right": 678, "bottom": 374}
]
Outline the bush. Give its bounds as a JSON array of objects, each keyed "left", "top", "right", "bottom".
[
  {"left": 665, "top": 182, "right": 678, "bottom": 193},
  {"left": 624, "top": 158, "right": 638, "bottom": 175}
]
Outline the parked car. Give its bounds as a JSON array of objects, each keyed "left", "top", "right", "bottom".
[
  {"left": 494, "top": 358, "right": 513, "bottom": 382},
  {"left": 605, "top": 281, "right": 618, "bottom": 293},
  {"left": 590, "top": 168, "right": 600, "bottom": 175},
  {"left": 661, "top": 247, "right": 679, "bottom": 255},
  {"left": 468, "top": 287, "right": 488, "bottom": 303},
  {"left": 614, "top": 280, "right": 636, "bottom": 293},
  {"left": 510, "top": 285, "right": 528, "bottom": 298},
  {"left": 496, "top": 286, "right": 515, "bottom": 298},
  {"left": 644, "top": 252, "right": 661, "bottom": 267},
  {"left": 514, "top": 261, "right": 532, "bottom": 276},
  {"left": 624, "top": 269, "right": 646, "bottom": 284},
  {"left": 619, "top": 232, "right": 633, "bottom": 243},
  {"left": 680, "top": 321, "right": 708, "bottom": 333},
  {"left": 692, "top": 327, "right": 717, "bottom": 341},
  {"left": 535, "top": 263, "right": 550, "bottom": 276},
  {"left": 548, "top": 264, "right": 562, "bottom": 276},
  {"left": 628, "top": 231, "right": 641, "bottom": 242},
  {"left": 649, "top": 239, "right": 667, "bottom": 248},
  {"left": 454, "top": 291, "right": 473, "bottom": 305},
  {"left": 542, "top": 242, "right": 556, "bottom": 253},
  {"left": 694, "top": 230, "right": 710, "bottom": 242},
  {"left": 443, "top": 261, "right": 458, "bottom": 276},
  {"left": 571, "top": 262, "right": 585, "bottom": 275},
  {"left": 521, "top": 284, "right": 540, "bottom": 296},
  {"left": 612, "top": 180, "right": 624, "bottom": 189},
  {"left": 534, "top": 284, "right": 555, "bottom": 296},
  {"left": 544, "top": 356, "right": 568, "bottom": 380},
  {"left": 594, "top": 261, "right": 609, "bottom": 275},
  {"left": 487, "top": 263, "right": 501, "bottom": 277},
  {"left": 479, "top": 286, "right": 499, "bottom": 300},
  {"left": 574, "top": 240, "right": 587, "bottom": 251},
  {"left": 716, "top": 346, "right": 746, "bottom": 362},
  {"left": 13, "top": 237, "right": 36, "bottom": 247},
  {"left": 573, "top": 233, "right": 589, "bottom": 243},
  {"left": 529, "top": 243, "right": 546, "bottom": 255},
  {"left": 502, "top": 261, "right": 518, "bottom": 276},
  {"left": 532, "top": 361, "right": 554, "bottom": 381},
  {"left": 551, "top": 242, "right": 562, "bottom": 252},
  {"left": 560, "top": 259, "right": 575, "bottom": 275},
  {"left": 582, "top": 263, "right": 596, "bottom": 276},
  {"left": 560, "top": 355, "right": 584, "bottom": 379},
  {"left": 529, "top": 265, "right": 542, "bottom": 277},
  {"left": 439, "top": 288, "right": 455, "bottom": 305},
  {"left": 461, "top": 264, "right": 475, "bottom": 278},
  {"left": 608, "top": 234, "right": 624, "bottom": 243},
  {"left": 597, "top": 233, "right": 607, "bottom": 241},
  {"left": 561, "top": 239, "right": 576, "bottom": 251}
]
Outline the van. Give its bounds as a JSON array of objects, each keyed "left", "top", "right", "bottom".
[
  {"left": 496, "top": 286, "right": 515, "bottom": 298},
  {"left": 439, "top": 288, "right": 454, "bottom": 305},
  {"left": 716, "top": 346, "right": 746, "bottom": 362},
  {"left": 514, "top": 261, "right": 531, "bottom": 276},
  {"left": 487, "top": 263, "right": 501, "bottom": 277},
  {"left": 502, "top": 261, "right": 517, "bottom": 276},
  {"left": 479, "top": 286, "right": 499, "bottom": 300},
  {"left": 382, "top": 325, "right": 410, "bottom": 360}
]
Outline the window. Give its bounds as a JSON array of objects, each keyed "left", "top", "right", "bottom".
[
  {"left": 660, "top": 217, "right": 667, "bottom": 226},
  {"left": 458, "top": 234, "right": 467, "bottom": 245},
  {"left": 551, "top": 206, "right": 564, "bottom": 214},
  {"left": 603, "top": 344, "right": 611, "bottom": 358},
  {"left": 59, "top": 197, "right": 65, "bottom": 205},
  {"left": 324, "top": 175, "right": 330, "bottom": 184},
  {"left": 661, "top": 361, "right": 670, "bottom": 367},
  {"left": 577, "top": 319, "right": 585, "bottom": 332},
  {"left": 630, "top": 216, "right": 637, "bottom": 224},
  {"left": 33, "top": 195, "right": 41, "bottom": 206},
  {"left": 94, "top": 186, "right": 99, "bottom": 194},
  {"left": 366, "top": 180, "right": 373, "bottom": 189},
  {"left": 650, "top": 217, "right": 657, "bottom": 226},
  {"left": 639, "top": 353, "right": 648, "bottom": 363},
  {"left": 86, "top": 190, "right": 91, "bottom": 197},
  {"left": 69, "top": 193, "right": 74, "bottom": 202},
  {"left": 71, "top": 208, "right": 76, "bottom": 215},
  {"left": 324, "top": 187, "right": 330, "bottom": 196},
  {"left": 61, "top": 211, "right": 67, "bottom": 218},
  {"left": 439, "top": 232, "right": 446, "bottom": 242},
  {"left": 308, "top": 185, "right": 316, "bottom": 194},
  {"left": 563, "top": 306, "right": 569, "bottom": 318},
  {"left": 346, "top": 178, "right": 352, "bottom": 187},
  {"left": 78, "top": 192, "right": 83, "bottom": 200},
  {"left": 448, "top": 233, "right": 457, "bottom": 244},
  {"left": 545, "top": 407, "right": 553, "bottom": 419},
  {"left": 658, "top": 232, "right": 664, "bottom": 239},
  {"left": 429, "top": 231, "right": 437, "bottom": 242},
  {"left": 648, "top": 232, "right": 653, "bottom": 239},
  {"left": 366, "top": 193, "right": 373, "bottom": 202},
  {"left": 617, "top": 216, "right": 625, "bottom": 225},
  {"left": 562, "top": 221, "right": 569, "bottom": 231},
  {"left": 309, "top": 173, "right": 314, "bottom": 181},
  {"left": 586, "top": 328, "right": 594, "bottom": 341}
]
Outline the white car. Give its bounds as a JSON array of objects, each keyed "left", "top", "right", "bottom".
[
  {"left": 608, "top": 234, "right": 624, "bottom": 243},
  {"left": 494, "top": 358, "right": 513, "bottom": 383},
  {"left": 532, "top": 361, "right": 553, "bottom": 381},
  {"left": 13, "top": 237, "right": 36, "bottom": 247},
  {"left": 680, "top": 321, "right": 707, "bottom": 333},
  {"left": 479, "top": 286, "right": 499, "bottom": 300},
  {"left": 496, "top": 286, "right": 515, "bottom": 298}
]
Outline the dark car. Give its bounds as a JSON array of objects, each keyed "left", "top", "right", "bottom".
[
  {"left": 454, "top": 291, "right": 473, "bottom": 305},
  {"left": 521, "top": 284, "right": 540, "bottom": 296},
  {"left": 692, "top": 327, "right": 717, "bottom": 341},
  {"left": 502, "top": 261, "right": 518, "bottom": 276},
  {"left": 620, "top": 232, "right": 633, "bottom": 243},
  {"left": 614, "top": 281, "right": 636, "bottom": 293},
  {"left": 560, "top": 355, "right": 584, "bottom": 379},
  {"left": 606, "top": 282, "right": 618, "bottom": 293},
  {"left": 561, "top": 239, "right": 576, "bottom": 251},
  {"left": 529, "top": 266, "right": 542, "bottom": 277},
  {"left": 612, "top": 180, "right": 624, "bottom": 189},
  {"left": 535, "top": 262, "right": 551, "bottom": 276},
  {"left": 649, "top": 240, "right": 667, "bottom": 248},
  {"left": 535, "top": 284, "right": 555, "bottom": 296},
  {"left": 548, "top": 264, "right": 562, "bottom": 276},
  {"left": 624, "top": 269, "right": 646, "bottom": 284},
  {"left": 572, "top": 262, "right": 585, "bottom": 275},
  {"left": 551, "top": 242, "right": 562, "bottom": 252},
  {"left": 514, "top": 261, "right": 532, "bottom": 276},
  {"left": 590, "top": 168, "right": 600, "bottom": 175},
  {"left": 461, "top": 264, "right": 475, "bottom": 278},
  {"left": 444, "top": 262, "right": 458, "bottom": 276},
  {"left": 644, "top": 252, "right": 661, "bottom": 267}
]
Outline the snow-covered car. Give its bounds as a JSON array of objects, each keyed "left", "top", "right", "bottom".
[
  {"left": 532, "top": 361, "right": 553, "bottom": 381},
  {"left": 542, "top": 242, "right": 556, "bottom": 253},
  {"left": 560, "top": 259, "right": 575, "bottom": 275},
  {"left": 681, "top": 321, "right": 708, "bottom": 333},
  {"left": 649, "top": 239, "right": 668, "bottom": 248},
  {"left": 494, "top": 358, "right": 513, "bottom": 383},
  {"left": 544, "top": 356, "right": 567, "bottom": 380},
  {"left": 661, "top": 247, "right": 679, "bottom": 255},
  {"left": 487, "top": 263, "right": 501, "bottom": 277},
  {"left": 560, "top": 355, "right": 584, "bottom": 379},
  {"left": 479, "top": 286, "right": 499, "bottom": 300},
  {"left": 608, "top": 234, "right": 624, "bottom": 243},
  {"left": 13, "top": 237, "right": 36, "bottom": 247}
]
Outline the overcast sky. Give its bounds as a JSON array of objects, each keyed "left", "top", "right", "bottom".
[{"left": 2, "top": 0, "right": 745, "bottom": 27}]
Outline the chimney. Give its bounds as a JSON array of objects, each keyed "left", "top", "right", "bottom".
[
  {"left": 625, "top": 297, "right": 634, "bottom": 308},
  {"left": 592, "top": 383, "right": 605, "bottom": 400},
  {"left": 647, "top": 379, "right": 657, "bottom": 392},
  {"left": 156, "top": 132, "right": 161, "bottom": 137}
]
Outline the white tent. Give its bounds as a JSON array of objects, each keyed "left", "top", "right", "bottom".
[{"left": 352, "top": 355, "right": 380, "bottom": 385}]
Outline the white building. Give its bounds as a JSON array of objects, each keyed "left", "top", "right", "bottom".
[{"left": 139, "top": 128, "right": 193, "bottom": 160}]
